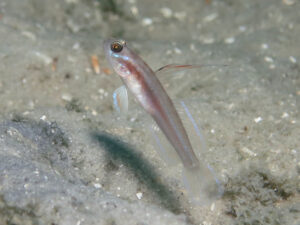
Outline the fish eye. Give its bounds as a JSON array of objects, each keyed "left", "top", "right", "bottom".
[{"left": 111, "top": 41, "right": 124, "bottom": 53}]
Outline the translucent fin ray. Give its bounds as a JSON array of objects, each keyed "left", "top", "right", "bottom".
[
  {"left": 113, "top": 85, "right": 128, "bottom": 114},
  {"left": 149, "top": 124, "right": 181, "bottom": 166},
  {"left": 176, "top": 101, "right": 224, "bottom": 204},
  {"left": 182, "top": 164, "right": 224, "bottom": 205},
  {"left": 180, "top": 101, "right": 207, "bottom": 156},
  {"left": 155, "top": 63, "right": 228, "bottom": 76}
]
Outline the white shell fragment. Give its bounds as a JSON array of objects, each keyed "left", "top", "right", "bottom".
[
  {"left": 160, "top": 7, "right": 173, "bottom": 18},
  {"left": 136, "top": 192, "right": 143, "bottom": 199},
  {"left": 254, "top": 117, "right": 263, "bottom": 123}
]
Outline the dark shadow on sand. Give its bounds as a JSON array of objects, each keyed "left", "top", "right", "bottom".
[{"left": 90, "top": 131, "right": 183, "bottom": 214}]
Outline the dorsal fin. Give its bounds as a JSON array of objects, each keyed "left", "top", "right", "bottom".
[{"left": 155, "top": 63, "right": 228, "bottom": 75}]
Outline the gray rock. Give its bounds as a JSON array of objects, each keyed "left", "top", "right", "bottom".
[{"left": 0, "top": 113, "right": 188, "bottom": 225}]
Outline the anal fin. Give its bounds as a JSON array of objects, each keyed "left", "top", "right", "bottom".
[{"left": 149, "top": 123, "right": 181, "bottom": 166}]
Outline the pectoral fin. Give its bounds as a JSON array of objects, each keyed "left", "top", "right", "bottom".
[{"left": 113, "top": 85, "right": 128, "bottom": 114}]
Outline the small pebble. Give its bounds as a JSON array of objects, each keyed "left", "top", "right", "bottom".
[
  {"left": 160, "top": 7, "right": 172, "bottom": 18},
  {"left": 61, "top": 93, "right": 72, "bottom": 102},
  {"left": 67, "top": 56, "right": 76, "bottom": 63},
  {"left": 130, "top": 6, "right": 138, "bottom": 16},
  {"left": 85, "top": 68, "right": 92, "bottom": 73},
  {"left": 65, "top": 0, "right": 78, "bottom": 3},
  {"left": 203, "top": 221, "right": 212, "bottom": 225},
  {"left": 22, "top": 31, "right": 36, "bottom": 41},
  {"left": 202, "top": 37, "right": 215, "bottom": 44},
  {"left": 269, "top": 64, "right": 276, "bottom": 69},
  {"left": 93, "top": 183, "right": 102, "bottom": 189},
  {"left": 239, "top": 25, "right": 246, "bottom": 32},
  {"left": 240, "top": 147, "right": 257, "bottom": 157},
  {"left": 203, "top": 13, "right": 218, "bottom": 22},
  {"left": 67, "top": 19, "right": 80, "bottom": 33},
  {"left": 261, "top": 43, "right": 269, "bottom": 49},
  {"left": 22, "top": 111, "right": 30, "bottom": 116},
  {"left": 174, "top": 11, "right": 186, "bottom": 21},
  {"left": 130, "top": 117, "right": 136, "bottom": 122},
  {"left": 281, "top": 112, "right": 289, "bottom": 118},
  {"left": 224, "top": 37, "right": 235, "bottom": 44},
  {"left": 174, "top": 47, "right": 182, "bottom": 54},
  {"left": 40, "top": 115, "right": 47, "bottom": 121},
  {"left": 136, "top": 192, "right": 143, "bottom": 199},
  {"left": 34, "top": 51, "right": 52, "bottom": 65},
  {"left": 210, "top": 202, "right": 215, "bottom": 211},
  {"left": 142, "top": 18, "right": 153, "bottom": 26},
  {"left": 288, "top": 23, "right": 294, "bottom": 29},
  {"left": 282, "top": 0, "right": 295, "bottom": 5},
  {"left": 73, "top": 42, "right": 80, "bottom": 50},
  {"left": 289, "top": 56, "right": 297, "bottom": 63},
  {"left": 254, "top": 117, "right": 263, "bottom": 123},
  {"left": 264, "top": 56, "right": 274, "bottom": 63},
  {"left": 228, "top": 103, "right": 235, "bottom": 110}
]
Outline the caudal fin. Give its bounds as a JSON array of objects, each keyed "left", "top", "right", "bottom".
[
  {"left": 182, "top": 163, "right": 224, "bottom": 205},
  {"left": 179, "top": 101, "right": 223, "bottom": 204}
]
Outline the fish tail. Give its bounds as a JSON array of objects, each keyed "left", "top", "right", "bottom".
[
  {"left": 182, "top": 163, "right": 224, "bottom": 205},
  {"left": 180, "top": 101, "right": 223, "bottom": 204}
]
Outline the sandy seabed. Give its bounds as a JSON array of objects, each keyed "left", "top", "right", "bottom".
[{"left": 0, "top": 0, "right": 299, "bottom": 224}]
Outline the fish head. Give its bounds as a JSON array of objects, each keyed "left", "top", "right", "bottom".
[{"left": 103, "top": 38, "right": 134, "bottom": 79}]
